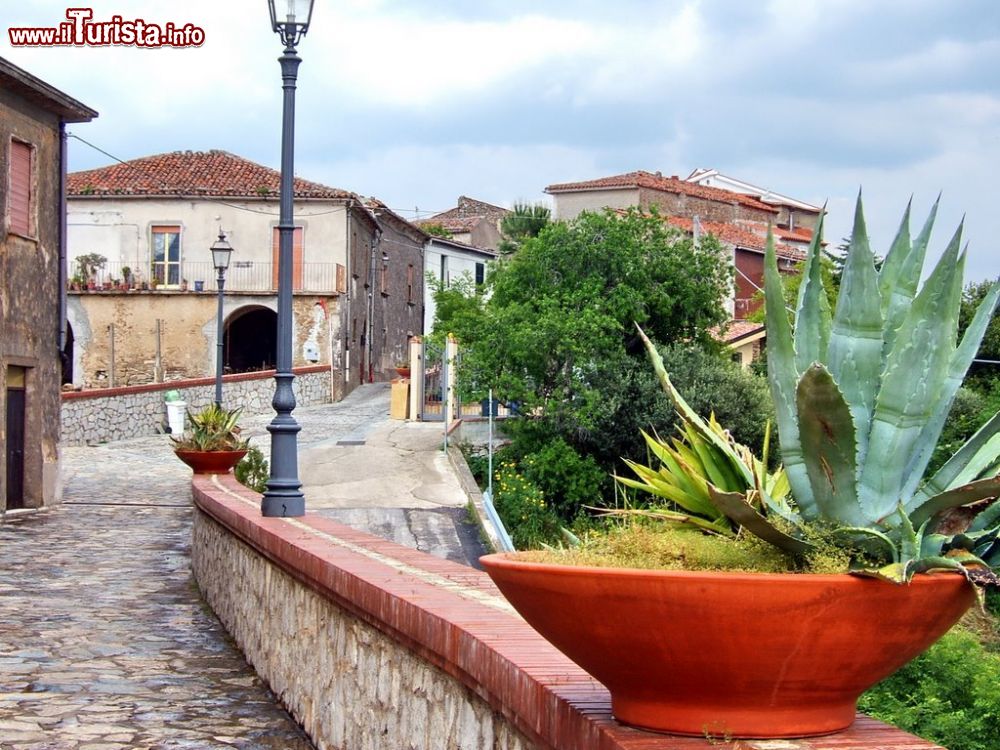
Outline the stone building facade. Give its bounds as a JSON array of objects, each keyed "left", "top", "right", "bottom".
[
  {"left": 64, "top": 151, "right": 422, "bottom": 401},
  {"left": 416, "top": 195, "right": 509, "bottom": 251},
  {"left": 0, "top": 57, "right": 96, "bottom": 510},
  {"left": 546, "top": 170, "right": 780, "bottom": 224}
]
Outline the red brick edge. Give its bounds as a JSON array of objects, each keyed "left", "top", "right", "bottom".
[
  {"left": 192, "top": 475, "right": 943, "bottom": 750},
  {"left": 62, "top": 365, "right": 330, "bottom": 401}
]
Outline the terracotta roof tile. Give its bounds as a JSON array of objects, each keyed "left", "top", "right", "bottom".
[
  {"left": 714, "top": 320, "right": 766, "bottom": 344},
  {"left": 546, "top": 171, "right": 779, "bottom": 214},
  {"left": 772, "top": 225, "right": 815, "bottom": 244},
  {"left": 67, "top": 150, "right": 353, "bottom": 200},
  {"left": 666, "top": 216, "right": 806, "bottom": 261}
]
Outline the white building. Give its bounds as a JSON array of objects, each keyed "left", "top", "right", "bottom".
[{"left": 424, "top": 236, "right": 496, "bottom": 334}]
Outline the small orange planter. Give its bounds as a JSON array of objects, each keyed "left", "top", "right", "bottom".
[
  {"left": 175, "top": 449, "right": 247, "bottom": 474},
  {"left": 480, "top": 554, "right": 974, "bottom": 738}
]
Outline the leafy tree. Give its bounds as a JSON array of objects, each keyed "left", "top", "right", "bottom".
[
  {"left": 959, "top": 280, "right": 1000, "bottom": 390},
  {"left": 427, "top": 272, "right": 485, "bottom": 345},
  {"left": 457, "top": 209, "right": 738, "bottom": 511},
  {"left": 497, "top": 202, "right": 551, "bottom": 254}
]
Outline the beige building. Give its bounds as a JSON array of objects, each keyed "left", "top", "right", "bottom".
[
  {"left": 65, "top": 150, "right": 421, "bottom": 398},
  {"left": 1, "top": 57, "right": 96, "bottom": 510}
]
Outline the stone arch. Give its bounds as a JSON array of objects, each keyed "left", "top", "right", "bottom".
[{"left": 224, "top": 305, "right": 277, "bottom": 373}]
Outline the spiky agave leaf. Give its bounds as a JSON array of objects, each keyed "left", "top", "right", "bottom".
[
  {"left": 825, "top": 194, "right": 884, "bottom": 472},
  {"left": 636, "top": 324, "right": 753, "bottom": 486},
  {"left": 887, "top": 195, "right": 940, "bottom": 344},
  {"left": 764, "top": 229, "right": 818, "bottom": 519},
  {"left": 793, "top": 212, "right": 831, "bottom": 373},
  {"left": 796, "top": 364, "right": 868, "bottom": 526},
  {"left": 705, "top": 486, "right": 812, "bottom": 555},
  {"left": 877, "top": 197, "right": 913, "bottom": 323},
  {"left": 858, "top": 223, "right": 964, "bottom": 522},
  {"left": 904, "top": 280, "right": 1000, "bottom": 508}
]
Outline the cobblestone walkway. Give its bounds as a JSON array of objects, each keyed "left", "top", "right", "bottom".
[{"left": 0, "top": 441, "right": 316, "bottom": 748}]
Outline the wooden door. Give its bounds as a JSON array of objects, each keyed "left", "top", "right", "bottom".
[{"left": 5, "top": 387, "right": 26, "bottom": 510}]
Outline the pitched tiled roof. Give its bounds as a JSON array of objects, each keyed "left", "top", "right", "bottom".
[
  {"left": 67, "top": 150, "right": 354, "bottom": 199},
  {"left": 666, "top": 216, "right": 806, "bottom": 262},
  {"left": 416, "top": 195, "right": 510, "bottom": 233},
  {"left": 546, "top": 171, "right": 779, "bottom": 214},
  {"left": 773, "top": 225, "right": 815, "bottom": 244},
  {"left": 715, "top": 320, "right": 766, "bottom": 344}
]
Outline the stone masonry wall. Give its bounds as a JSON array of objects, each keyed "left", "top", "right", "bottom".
[
  {"left": 192, "top": 508, "right": 534, "bottom": 750},
  {"left": 61, "top": 366, "right": 330, "bottom": 446},
  {"left": 190, "top": 475, "right": 946, "bottom": 750}
]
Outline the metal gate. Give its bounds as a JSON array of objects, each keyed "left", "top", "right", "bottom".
[{"left": 420, "top": 339, "right": 447, "bottom": 421}]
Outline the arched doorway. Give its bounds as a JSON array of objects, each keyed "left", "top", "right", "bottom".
[{"left": 224, "top": 306, "right": 277, "bottom": 373}]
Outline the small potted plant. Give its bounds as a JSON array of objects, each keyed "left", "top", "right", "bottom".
[
  {"left": 172, "top": 403, "right": 249, "bottom": 474},
  {"left": 394, "top": 360, "right": 411, "bottom": 379},
  {"left": 480, "top": 198, "right": 1000, "bottom": 738}
]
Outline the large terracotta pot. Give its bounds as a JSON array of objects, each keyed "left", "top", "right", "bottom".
[
  {"left": 174, "top": 449, "right": 247, "bottom": 474},
  {"left": 480, "top": 554, "right": 974, "bottom": 738}
]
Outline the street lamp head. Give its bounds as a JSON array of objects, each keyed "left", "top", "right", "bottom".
[
  {"left": 210, "top": 231, "right": 234, "bottom": 273},
  {"left": 268, "top": 0, "right": 315, "bottom": 48}
]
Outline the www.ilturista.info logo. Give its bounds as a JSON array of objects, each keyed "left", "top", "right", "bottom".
[{"left": 8, "top": 8, "right": 205, "bottom": 48}]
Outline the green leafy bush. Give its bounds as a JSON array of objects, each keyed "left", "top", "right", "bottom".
[
  {"left": 235, "top": 445, "right": 269, "bottom": 493},
  {"left": 859, "top": 629, "right": 1000, "bottom": 750},
  {"left": 492, "top": 461, "right": 561, "bottom": 549},
  {"left": 519, "top": 439, "right": 607, "bottom": 522}
]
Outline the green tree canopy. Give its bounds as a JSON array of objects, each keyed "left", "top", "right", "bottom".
[{"left": 456, "top": 209, "right": 735, "bottom": 482}]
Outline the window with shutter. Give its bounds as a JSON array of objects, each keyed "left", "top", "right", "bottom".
[{"left": 8, "top": 140, "right": 34, "bottom": 238}]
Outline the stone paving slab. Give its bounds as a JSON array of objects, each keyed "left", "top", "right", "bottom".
[{"left": 0, "top": 503, "right": 314, "bottom": 750}]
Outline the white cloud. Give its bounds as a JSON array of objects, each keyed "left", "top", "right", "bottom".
[{"left": 309, "top": 12, "right": 596, "bottom": 107}]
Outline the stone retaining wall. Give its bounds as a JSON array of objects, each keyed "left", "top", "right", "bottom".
[
  {"left": 190, "top": 474, "right": 942, "bottom": 750},
  {"left": 61, "top": 366, "right": 331, "bottom": 446}
]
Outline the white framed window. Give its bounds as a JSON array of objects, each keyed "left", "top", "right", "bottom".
[{"left": 151, "top": 225, "right": 181, "bottom": 286}]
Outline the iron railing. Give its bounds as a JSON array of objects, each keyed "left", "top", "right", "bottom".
[{"left": 70, "top": 260, "right": 340, "bottom": 294}]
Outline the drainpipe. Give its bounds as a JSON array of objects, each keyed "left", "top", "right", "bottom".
[
  {"left": 345, "top": 203, "right": 352, "bottom": 386},
  {"left": 58, "top": 123, "right": 68, "bottom": 357}
]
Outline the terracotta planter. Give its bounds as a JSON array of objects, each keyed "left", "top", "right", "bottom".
[
  {"left": 394, "top": 366, "right": 411, "bottom": 379},
  {"left": 174, "top": 449, "right": 247, "bottom": 474},
  {"left": 480, "top": 554, "right": 975, "bottom": 738}
]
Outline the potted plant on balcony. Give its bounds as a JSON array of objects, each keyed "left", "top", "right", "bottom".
[
  {"left": 480, "top": 198, "right": 1000, "bottom": 738},
  {"left": 75, "top": 252, "right": 106, "bottom": 291},
  {"left": 172, "top": 403, "right": 249, "bottom": 474}
]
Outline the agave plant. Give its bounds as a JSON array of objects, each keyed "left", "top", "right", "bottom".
[
  {"left": 612, "top": 419, "right": 789, "bottom": 537},
  {"left": 171, "top": 403, "right": 249, "bottom": 452},
  {"left": 641, "top": 196, "right": 1000, "bottom": 584}
]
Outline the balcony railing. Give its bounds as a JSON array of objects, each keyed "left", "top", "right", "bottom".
[{"left": 70, "top": 260, "right": 341, "bottom": 294}]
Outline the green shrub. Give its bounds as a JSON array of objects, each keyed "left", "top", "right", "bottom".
[
  {"left": 492, "top": 461, "right": 561, "bottom": 550},
  {"left": 520, "top": 439, "right": 607, "bottom": 522},
  {"left": 235, "top": 445, "right": 269, "bottom": 493},
  {"left": 858, "top": 629, "right": 1000, "bottom": 750}
]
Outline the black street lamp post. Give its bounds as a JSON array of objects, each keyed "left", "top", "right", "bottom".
[
  {"left": 262, "top": 0, "right": 313, "bottom": 517},
  {"left": 210, "top": 230, "right": 233, "bottom": 408}
]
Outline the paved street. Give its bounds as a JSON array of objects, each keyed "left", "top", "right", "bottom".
[{"left": 0, "top": 383, "right": 481, "bottom": 749}]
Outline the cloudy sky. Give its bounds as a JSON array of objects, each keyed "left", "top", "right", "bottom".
[{"left": 5, "top": 1, "right": 999, "bottom": 279}]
